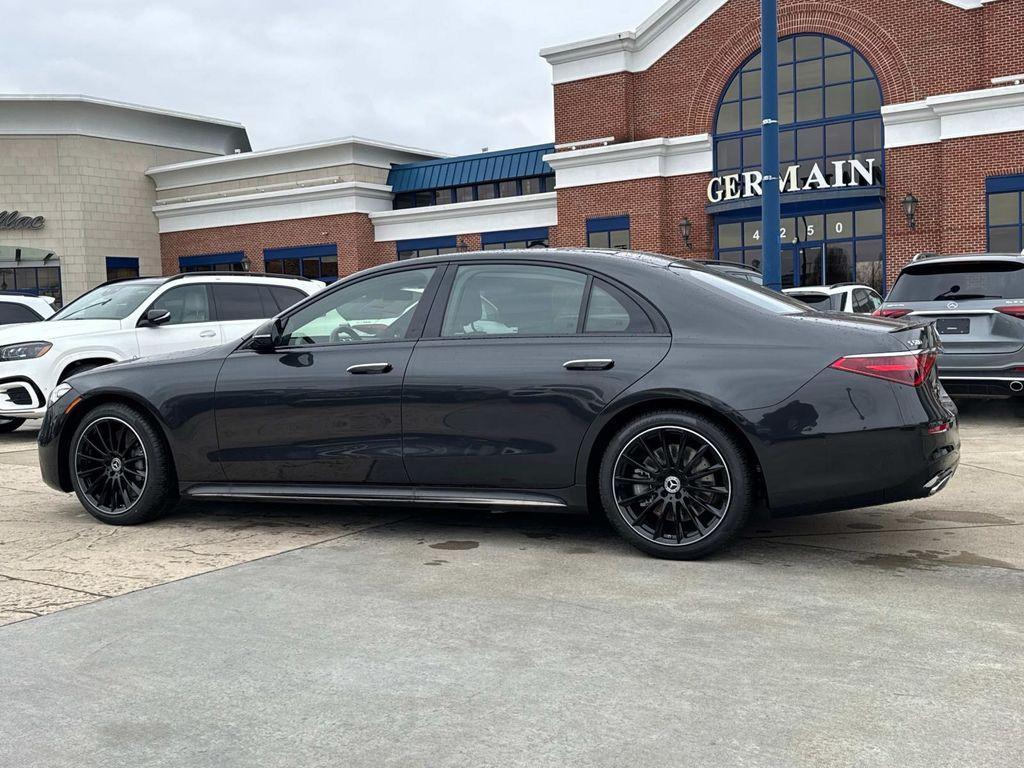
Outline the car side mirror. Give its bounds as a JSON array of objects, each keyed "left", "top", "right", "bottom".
[
  {"left": 251, "top": 321, "right": 280, "bottom": 353},
  {"left": 139, "top": 309, "right": 171, "bottom": 327}
]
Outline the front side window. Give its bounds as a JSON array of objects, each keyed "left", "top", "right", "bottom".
[
  {"left": 51, "top": 281, "right": 161, "bottom": 321},
  {"left": 279, "top": 268, "right": 435, "bottom": 346},
  {"left": 441, "top": 264, "right": 587, "bottom": 337},
  {"left": 147, "top": 284, "right": 212, "bottom": 325}
]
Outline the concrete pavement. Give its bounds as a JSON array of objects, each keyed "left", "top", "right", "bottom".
[{"left": 0, "top": 400, "right": 1022, "bottom": 766}]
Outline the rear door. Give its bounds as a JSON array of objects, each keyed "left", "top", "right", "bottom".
[
  {"left": 402, "top": 261, "right": 671, "bottom": 489},
  {"left": 136, "top": 283, "right": 224, "bottom": 355}
]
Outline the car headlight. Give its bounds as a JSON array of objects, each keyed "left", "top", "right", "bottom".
[
  {"left": 0, "top": 341, "right": 52, "bottom": 361},
  {"left": 49, "top": 382, "right": 74, "bottom": 405}
]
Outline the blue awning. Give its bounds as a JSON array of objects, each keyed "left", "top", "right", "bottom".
[
  {"left": 178, "top": 251, "right": 245, "bottom": 268},
  {"left": 388, "top": 144, "right": 554, "bottom": 193}
]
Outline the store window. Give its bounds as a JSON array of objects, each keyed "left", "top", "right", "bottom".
[
  {"left": 392, "top": 175, "right": 556, "bottom": 210},
  {"left": 587, "top": 216, "right": 631, "bottom": 250},
  {"left": 715, "top": 34, "right": 883, "bottom": 188},
  {"left": 481, "top": 228, "right": 550, "bottom": 250},
  {"left": 987, "top": 176, "right": 1024, "bottom": 253},
  {"left": 105, "top": 257, "right": 139, "bottom": 282},
  {"left": 396, "top": 236, "right": 459, "bottom": 260},
  {"left": 264, "top": 244, "right": 339, "bottom": 283},
  {"left": 179, "top": 252, "right": 247, "bottom": 273},
  {"left": 0, "top": 264, "right": 62, "bottom": 305}
]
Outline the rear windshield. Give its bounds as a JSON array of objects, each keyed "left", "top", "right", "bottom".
[
  {"left": 788, "top": 292, "right": 843, "bottom": 311},
  {"left": 888, "top": 261, "right": 1024, "bottom": 302},
  {"left": 673, "top": 267, "right": 808, "bottom": 314}
]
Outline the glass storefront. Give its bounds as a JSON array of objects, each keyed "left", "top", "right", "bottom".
[
  {"left": 710, "top": 34, "right": 886, "bottom": 293},
  {"left": 0, "top": 246, "right": 62, "bottom": 305}
]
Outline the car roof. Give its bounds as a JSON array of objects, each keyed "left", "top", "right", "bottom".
[
  {"left": 369, "top": 247, "right": 681, "bottom": 272},
  {"left": 904, "top": 253, "right": 1024, "bottom": 270}
]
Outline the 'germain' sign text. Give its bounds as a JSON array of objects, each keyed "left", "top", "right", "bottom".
[{"left": 707, "top": 158, "right": 878, "bottom": 203}]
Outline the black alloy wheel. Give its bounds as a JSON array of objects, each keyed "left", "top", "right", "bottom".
[
  {"left": 69, "top": 403, "right": 178, "bottom": 525},
  {"left": 599, "top": 411, "right": 754, "bottom": 559}
]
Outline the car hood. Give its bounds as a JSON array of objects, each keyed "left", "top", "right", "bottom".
[{"left": 0, "top": 319, "right": 122, "bottom": 344}]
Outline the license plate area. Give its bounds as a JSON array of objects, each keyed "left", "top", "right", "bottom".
[{"left": 937, "top": 317, "right": 970, "bottom": 335}]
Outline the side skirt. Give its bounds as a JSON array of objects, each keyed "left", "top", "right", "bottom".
[{"left": 181, "top": 483, "right": 571, "bottom": 510}]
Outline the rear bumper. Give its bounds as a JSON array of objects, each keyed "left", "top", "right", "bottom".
[{"left": 939, "top": 373, "right": 1024, "bottom": 397}]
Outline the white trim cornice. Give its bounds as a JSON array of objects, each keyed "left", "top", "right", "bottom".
[
  {"left": 543, "top": 135, "right": 712, "bottom": 188},
  {"left": 370, "top": 193, "right": 558, "bottom": 243},
  {"left": 882, "top": 84, "right": 1024, "bottom": 148},
  {"left": 147, "top": 136, "right": 445, "bottom": 191},
  {"left": 541, "top": 0, "right": 1006, "bottom": 84},
  {"left": 152, "top": 182, "right": 394, "bottom": 233}
]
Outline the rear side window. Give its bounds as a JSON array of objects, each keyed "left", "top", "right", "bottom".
[
  {"left": 584, "top": 281, "right": 654, "bottom": 333},
  {"left": 888, "top": 261, "right": 1024, "bottom": 302},
  {"left": 0, "top": 302, "right": 41, "bottom": 324},
  {"left": 852, "top": 289, "right": 874, "bottom": 313},
  {"left": 441, "top": 264, "right": 587, "bottom": 337},
  {"left": 267, "top": 285, "right": 306, "bottom": 312},
  {"left": 213, "top": 284, "right": 265, "bottom": 321}
]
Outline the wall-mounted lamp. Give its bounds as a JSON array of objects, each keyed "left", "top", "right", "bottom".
[
  {"left": 901, "top": 193, "right": 920, "bottom": 230},
  {"left": 679, "top": 217, "right": 693, "bottom": 250}
]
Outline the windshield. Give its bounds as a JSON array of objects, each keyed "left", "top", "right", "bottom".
[
  {"left": 673, "top": 266, "right": 808, "bottom": 314},
  {"left": 887, "top": 261, "right": 1024, "bottom": 302},
  {"left": 50, "top": 282, "right": 162, "bottom": 321},
  {"left": 788, "top": 292, "right": 843, "bottom": 311}
]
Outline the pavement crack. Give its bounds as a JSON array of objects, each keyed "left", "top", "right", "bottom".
[
  {"left": 0, "top": 571, "right": 111, "bottom": 598},
  {"left": 959, "top": 462, "right": 1024, "bottom": 480},
  {"left": 746, "top": 521, "right": 1021, "bottom": 540}
]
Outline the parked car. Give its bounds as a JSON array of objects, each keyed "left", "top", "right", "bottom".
[
  {"left": 784, "top": 283, "right": 884, "bottom": 314},
  {"left": 0, "top": 292, "right": 56, "bottom": 325},
  {"left": 687, "top": 259, "right": 763, "bottom": 285},
  {"left": 39, "top": 250, "right": 958, "bottom": 559},
  {"left": 0, "top": 273, "right": 322, "bottom": 433},
  {"left": 875, "top": 252, "right": 1024, "bottom": 398}
]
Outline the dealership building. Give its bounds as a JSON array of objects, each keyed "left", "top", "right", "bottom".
[{"left": 2, "top": 0, "right": 1023, "bottom": 304}]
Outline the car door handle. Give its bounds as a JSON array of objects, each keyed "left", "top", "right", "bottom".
[
  {"left": 199, "top": 330, "right": 217, "bottom": 338},
  {"left": 347, "top": 362, "right": 393, "bottom": 375},
  {"left": 563, "top": 359, "right": 614, "bottom": 371}
]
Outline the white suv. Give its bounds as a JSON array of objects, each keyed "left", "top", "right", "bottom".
[
  {"left": 0, "top": 273, "right": 322, "bottom": 431},
  {"left": 0, "top": 292, "right": 56, "bottom": 325},
  {"left": 783, "top": 283, "right": 884, "bottom": 314}
]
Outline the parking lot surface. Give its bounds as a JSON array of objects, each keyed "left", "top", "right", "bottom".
[{"left": 1, "top": 400, "right": 1022, "bottom": 766}]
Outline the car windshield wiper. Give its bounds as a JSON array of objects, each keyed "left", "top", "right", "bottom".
[{"left": 931, "top": 292, "right": 999, "bottom": 301}]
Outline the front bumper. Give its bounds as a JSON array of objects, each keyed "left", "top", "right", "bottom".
[
  {"left": 37, "top": 386, "right": 81, "bottom": 492},
  {"left": 0, "top": 378, "right": 47, "bottom": 419}
]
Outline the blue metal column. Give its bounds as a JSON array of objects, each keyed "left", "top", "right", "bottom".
[{"left": 760, "top": 0, "right": 781, "bottom": 290}]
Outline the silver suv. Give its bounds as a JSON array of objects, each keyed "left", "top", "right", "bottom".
[{"left": 876, "top": 253, "right": 1024, "bottom": 397}]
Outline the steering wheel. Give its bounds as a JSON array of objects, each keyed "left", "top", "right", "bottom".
[{"left": 330, "top": 324, "right": 362, "bottom": 343}]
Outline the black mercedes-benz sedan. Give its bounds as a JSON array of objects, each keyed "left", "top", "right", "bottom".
[{"left": 38, "top": 249, "right": 959, "bottom": 559}]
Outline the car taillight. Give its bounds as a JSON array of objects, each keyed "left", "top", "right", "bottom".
[
  {"left": 830, "top": 351, "right": 937, "bottom": 387},
  {"left": 872, "top": 308, "right": 911, "bottom": 318},
  {"left": 995, "top": 306, "right": 1024, "bottom": 319}
]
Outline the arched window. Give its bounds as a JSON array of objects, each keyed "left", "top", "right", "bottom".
[
  {"left": 714, "top": 34, "right": 883, "bottom": 186},
  {"left": 712, "top": 34, "right": 887, "bottom": 292}
]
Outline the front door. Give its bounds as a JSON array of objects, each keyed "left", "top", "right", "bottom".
[
  {"left": 213, "top": 266, "right": 439, "bottom": 484},
  {"left": 136, "top": 284, "right": 223, "bottom": 354},
  {"left": 402, "top": 262, "right": 671, "bottom": 489}
]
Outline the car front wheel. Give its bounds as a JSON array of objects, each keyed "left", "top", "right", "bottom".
[
  {"left": 598, "top": 410, "right": 754, "bottom": 559},
  {"left": 68, "top": 403, "right": 178, "bottom": 525}
]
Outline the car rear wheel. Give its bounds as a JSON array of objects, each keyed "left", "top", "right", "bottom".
[
  {"left": 68, "top": 403, "right": 178, "bottom": 525},
  {"left": 0, "top": 417, "right": 26, "bottom": 434},
  {"left": 598, "top": 410, "right": 754, "bottom": 559}
]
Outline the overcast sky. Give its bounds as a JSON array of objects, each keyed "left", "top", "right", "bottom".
[{"left": 0, "top": 1, "right": 647, "bottom": 154}]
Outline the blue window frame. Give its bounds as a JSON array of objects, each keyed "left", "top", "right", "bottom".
[
  {"left": 987, "top": 175, "right": 1024, "bottom": 254},
  {"left": 397, "top": 236, "right": 458, "bottom": 260},
  {"left": 105, "top": 257, "right": 139, "bottom": 282},
  {"left": 481, "top": 227, "right": 550, "bottom": 250},
  {"left": 714, "top": 34, "right": 884, "bottom": 189},
  {"left": 179, "top": 251, "right": 247, "bottom": 273},
  {"left": 587, "top": 216, "right": 630, "bottom": 249},
  {"left": 264, "top": 244, "right": 338, "bottom": 283},
  {"left": 0, "top": 264, "right": 62, "bottom": 304}
]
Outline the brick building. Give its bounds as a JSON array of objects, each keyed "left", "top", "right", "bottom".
[{"left": 7, "top": 1, "right": 1024, "bottom": 299}]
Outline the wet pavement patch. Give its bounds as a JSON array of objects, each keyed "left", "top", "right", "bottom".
[
  {"left": 428, "top": 540, "right": 480, "bottom": 550},
  {"left": 858, "top": 549, "right": 1018, "bottom": 571}
]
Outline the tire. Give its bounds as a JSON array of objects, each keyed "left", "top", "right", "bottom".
[
  {"left": 598, "top": 410, "right": 754, "bottom": 560},
  {"left": 68, "top": 402, "right": 178, "bottom": 525},
  {"left": 0, "top": 417, "right": 26, "bottom": 434}
]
